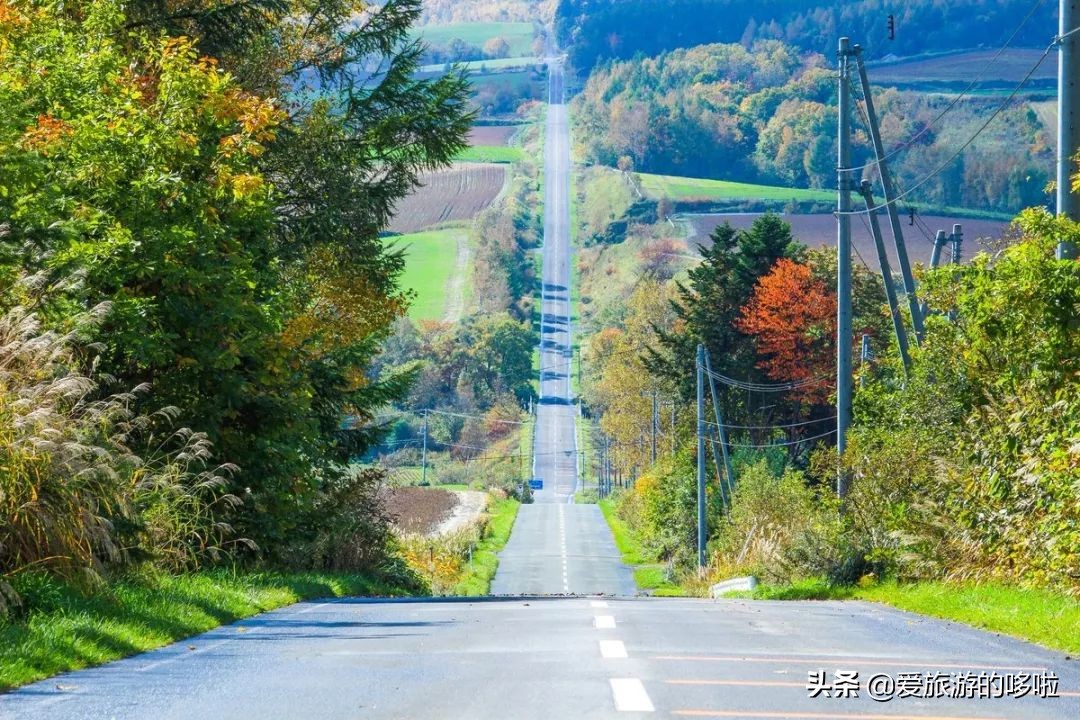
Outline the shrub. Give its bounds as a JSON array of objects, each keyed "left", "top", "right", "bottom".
[{"left": 0, "top": 305, "right": 237, "bottom": 615}]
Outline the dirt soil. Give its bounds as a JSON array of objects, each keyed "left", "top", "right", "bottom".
[
  {"left": 434, "top": 491, "right": 488, "bottom": 536},
  {"left": 384, "top": 487, "right": 458, "bottom": 535}
]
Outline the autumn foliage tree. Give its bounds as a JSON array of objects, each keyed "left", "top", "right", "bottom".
[{"left": 736, "top": 258, "right": 836, "bottom": 407}]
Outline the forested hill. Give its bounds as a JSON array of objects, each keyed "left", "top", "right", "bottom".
[
  {"left": 573, "top": 41, "right": 1052, "bottom": 213},
  {"left": 555, "top": 0, "right": 1058, "bottom": 71}
]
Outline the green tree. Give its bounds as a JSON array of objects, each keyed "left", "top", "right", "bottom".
[{"left": 647, "top": 214, "right": 803, "bottom": 425}]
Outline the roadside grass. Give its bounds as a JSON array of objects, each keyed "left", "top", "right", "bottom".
[
  {"left": 455, "top": 145, "right": 525, "bottom": 164},
  {"left": 415, "top": 22, "right": 535, "bottom": 58},
  {"left": 598, "top": 499, "right": 684, "bottom": 596},
  {"left": 452, "top": 495, "right": 521, "bottom": 595},
  {"left": 637, "top": 172, "right": 833, "bottom": 204},
  {"left": 0, "top": 569, "right": 415, "bottom": 690},
  {"left": 727, "top": 579, "right": 1080, "bottom": 655},
  {"left": 391, "top": 227, "right": 468, "bottom": 320}
]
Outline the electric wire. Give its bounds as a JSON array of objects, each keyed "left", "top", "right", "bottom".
[
  {"left": 708, "top": 428, "right": 838, "bottom": 449},
  {"left": 848, "top": 0, "right": 1049, "bottom": 173},
  {"left": 837, "top": 40, "right": 1057, "bottom": 216},
  {"left": 704, "top": 416, "right": 836, "bottom": 431}
]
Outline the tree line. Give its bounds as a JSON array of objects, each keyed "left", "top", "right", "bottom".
[
  {"left": 572, "top": 41, "right": 1052, "bottom": 213},
  {"left": 0, "top": 0, "right": 471, "bottom": 609},
  {"left": 556, "top": 0, "right": 1058, "bottom": 72},
  {"left": 583, "top": 208, "right": 1079, "bottom": 592}
]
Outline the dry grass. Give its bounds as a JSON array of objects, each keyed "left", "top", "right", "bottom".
[{"left": 0, "top": 304, "right": 237, "bottom": 616}]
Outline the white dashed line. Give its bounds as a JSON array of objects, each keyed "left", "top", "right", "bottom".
[
  {"left": 590, "top": 600, "right": 608, "bottom": 608},
  {"left": 610, "top": 678, "right": 654, "bottom": 712},
  {"left": 599, "top": 640, "right": 628, "bottom": 659},
  {"left": 594, "top": 615, "right": 616, "bottom": 629}
]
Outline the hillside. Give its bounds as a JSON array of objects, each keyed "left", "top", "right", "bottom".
[
  {"left": 572, "top": 41, "right": 1054, "bottom": 215},
  {"left": 556, "top": 0, "right": 1059, "bottom": 72}
]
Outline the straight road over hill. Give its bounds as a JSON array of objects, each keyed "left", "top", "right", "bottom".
[
  {"left": 489, "top": 48, "right": 634, "bottom": 596},
  {"left": 5, "top": 596, "right": 1077, "bottom": 719}
]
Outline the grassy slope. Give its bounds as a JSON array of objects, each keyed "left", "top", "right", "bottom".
[
  {"left": 455, "top": 145, "right": 525, "bottom": 164},
  {"left": 416, "top": 22, "right": 535, "bottom": 58},
  {"left": 638, "top": 172, "right": 833, "bottom": 204},
  {"left": 1, "top": 570, "right": 413, "bottom": 690},
  {"left": 452, "top": 495, "right": 521, "bottom": 595},
  {"left": 392, "top": 227, "right": 468, "bottom": 320},
  {"left": 597, "top": 499, "right": 683, "bottom": 596},
  {"left": 731, "top": 579, "right": 1080, "bottom": 655}
]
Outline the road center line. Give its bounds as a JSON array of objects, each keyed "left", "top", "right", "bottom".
[
  {"left": 610, "top": 678, "right": 654, "bottom": 712},
  {"left": 600, "top": 640, "right": 628, "bottom": 659},
  {"left": 590, "top": 600, "right": 609, "bottom": 608},
  {"left": 594, "top": 615, "right": 616, "bottom": 629}
]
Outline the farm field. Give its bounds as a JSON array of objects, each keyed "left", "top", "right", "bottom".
[
  {"left": 415, "top": 21, "right": 535, "bottom": 57},
  {"left": 867, "top": 48, "right": 1055, "bottom": 88},
  {"left": 468, "top": 124, "right": 520, "bottom": 145},
  {"left": 638, "top": 172, "right": 834, "bottom": 204},
  {"left": 384, "top": 487, "right": 459, "bottom": 535},
  {"left": 388, "top": 162, "right": 506, "bottom": 234},
  {"left": 390, "top": 227, "right": 470, "bottom": 321},
  {"left": 455, "top": 145, "right": 525, "bottom": 163},
  {"left": 683, "top": 212, "right": 1011, "bottom": 267},
  {"left": 420, "top": 56, "right": 542, "bottom": 74}
]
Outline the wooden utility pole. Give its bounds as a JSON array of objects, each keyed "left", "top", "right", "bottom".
[
  {"left": 836, "top": 38, "right": 854, "bottom": 499},
  {"left": 696, "top": 344, "right": 707, "bottom": 568},
  {"left": 1058, "top": 0, "right": 1080, "bottom": 259},
  {"left": 420, "top": 410, "right": 429, "bottom": 485}
]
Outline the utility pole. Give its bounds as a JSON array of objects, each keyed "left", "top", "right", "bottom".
[
  {"left": 930, "top": 229, "right": 947, "bottom": 269},
  {"left": 859, "top": 180, "right": 912, "bottom": 376},
  {"left": 702, "top": 347, "right": 735, "bottom": 505},
  {"left": 836, "top": 38, "right": 854, "bottom": 499},
  {"left": 420, "top": 409, "right": 429, "bottom": 485},
  {"left": 695, "top": 344, "right": 707, "bottom": 568},
  {"left": 854, "top": 45, "right": 925, "bottom": 344},
  {"left": 1057, "top": 0, "right": 1080, "bottom": 259},
  {"left": 950, "top": 223, "right": 964, "bottom": 265},
  {"left": 640, "top": 390, "right": 659, "bottom": 463}
]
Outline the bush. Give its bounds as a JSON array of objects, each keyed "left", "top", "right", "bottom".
[
  {"left": 0, "top": 306, "right": 238, "bottom": 616},
  {"left": 709, "top": 460, "right": 843, "bottom": 584}
]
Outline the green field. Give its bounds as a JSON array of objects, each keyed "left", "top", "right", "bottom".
[
  {"left": 421, "top": 56, "right": 542, "bottom": 74},
  {"left": 454, "top": 145, "right": 525, "bottom": 164},
  {"left": 638, "top": 172, "right": 834, "bottom": 204},
  {"left": 416, "top": 22, "right": 535, "bottom": 58},
  {"left": 391, "top": 228, "right": 468, "bottom": 321}
]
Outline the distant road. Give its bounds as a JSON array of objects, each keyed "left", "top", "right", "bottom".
[{"left": 489, "top": 45, "right": 635, "bottom": 596}]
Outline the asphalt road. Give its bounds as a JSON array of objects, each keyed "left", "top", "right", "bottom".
[
  {"left": 5, "top": 596, "right": 1077, "bottom": 719},
  {"left": 489, "top": 49, "right": 635, "bottom": 596}
]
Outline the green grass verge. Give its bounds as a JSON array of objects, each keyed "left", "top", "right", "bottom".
[
  {"left": 638, "top": 172, "right": 834, "bottom": 204},
  {"left": 729, "top": 579, "right": 1080, "bottom": 655},
  {"left": 452, "top": 495, "right": 522, "bottom": 595},
  {"left": 597, "top": 499, "right": 684, "bottom": 596},
  {"left": 415, "top": 22, "right": 535, "bottom": 58},
  {"left": 0, "top": 569, "right": 415, "bottom": 690},
  {"left": 390, "top": 227, "right": 468, "bottom": 320},
  {"left": 455, "top": 145, "right": 525, "bottom": 164}
]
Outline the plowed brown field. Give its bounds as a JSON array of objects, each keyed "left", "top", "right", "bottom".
[{"left": 388, "top": 163, "right": 506, "bottom": 233}]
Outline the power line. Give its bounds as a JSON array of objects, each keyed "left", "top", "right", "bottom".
[
  {"left": 849, "top": 0, "right": 1049, "bottom": 174},
  {"left": 838, "top": 40, "right": 1056, "bottom": 217},
  {"left": 705, "top": 416, "right": 836, "bottom": 431},
  {"left": 701, "top": 363, "right": 831, "bottom": 393},
  {"left": 708, "top": 428, "right": 837, "bottom": 449}
]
